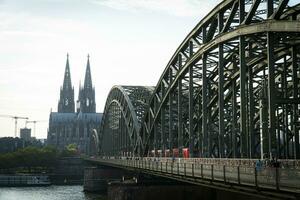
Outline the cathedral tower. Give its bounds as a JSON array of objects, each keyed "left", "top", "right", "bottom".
[
  {"left": 58, "top": 54, "right": 75, "bottom": 113},
  {"left": 77, "top": 54, "right": 96, "bottom": 113}
]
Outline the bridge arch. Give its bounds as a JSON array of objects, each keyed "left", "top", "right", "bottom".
[
  {"left": 98, "top": 0, "right": 300, "bottom": 160},
  {"left": 89, "top": 129, "right": 99, "bottom": 156},
  {"left": 140, "top": 0, "right": 300, "bottom": 159},
  {"left": 99, "top": 86, "right": 154, "bottom": 156}
]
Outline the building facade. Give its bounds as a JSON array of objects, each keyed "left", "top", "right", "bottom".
[
  {"left": 47, "top": 55, "right": 102, "bottom": 154},
  {"left": 20, "top": 128, "right": 31, "bottom": 141}
]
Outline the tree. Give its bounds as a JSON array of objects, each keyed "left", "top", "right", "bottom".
[{"left": 61, "top": 143, "right": 78, "bottom": 157}]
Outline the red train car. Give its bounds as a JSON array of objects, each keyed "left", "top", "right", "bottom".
[{"left": 183, "top": 148, "right": 189, "bottom": 158}]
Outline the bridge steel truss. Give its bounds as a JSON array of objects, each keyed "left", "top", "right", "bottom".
[
  {"left": 99, "top": 0, "right": 300, "bottom": 160},
  {"left": 99, "top": 86, "right": 154, "bottom": 156},
  {"left": 140, "top": 0, "right": 300, "bottom": 159}
]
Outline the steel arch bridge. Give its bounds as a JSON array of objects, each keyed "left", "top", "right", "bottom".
[
  {"left": 99, "top": 0, "right": 300, "bottom": 160},
  {"left": 100, "top": 86, "right": 154, "bottom": 156}
]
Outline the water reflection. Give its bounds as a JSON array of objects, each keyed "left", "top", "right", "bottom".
[{"left": 0, "top": 185, "right": 107, "bottom": 200}]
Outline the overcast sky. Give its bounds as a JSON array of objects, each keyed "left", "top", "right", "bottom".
[{"left": 0, "top": 0, "right": 298, "bottom": 139}]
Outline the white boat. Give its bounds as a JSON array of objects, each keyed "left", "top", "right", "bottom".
[{"left": 0, "top": 175, "right": 51, "bottom": 186}]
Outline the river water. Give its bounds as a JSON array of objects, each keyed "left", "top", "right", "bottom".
[{"left": 0, "top": 185, "right": 107, "bottom": 200}]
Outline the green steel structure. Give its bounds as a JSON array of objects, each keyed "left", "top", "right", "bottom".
[
  {"left": 99, "top": 0, "right": 300, "bottom": 160},
  {"left": 100, "top": 86, "right": 154, "bottom": 156}
]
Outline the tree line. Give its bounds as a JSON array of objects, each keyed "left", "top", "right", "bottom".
[{"left": 0, "top": 144, "right": 78, "bottom": 172}]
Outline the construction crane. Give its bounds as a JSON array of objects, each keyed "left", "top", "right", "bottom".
[
  {"left": 25, "top": 120, "right": 47, "bottom": 138},
  {"left": 0, "top": 115, "right": 29, "bottom": 137}
]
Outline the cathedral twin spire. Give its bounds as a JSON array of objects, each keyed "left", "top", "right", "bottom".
[
  {"left": 58, "top": 54, "right": 96, "bottom": 113},
  {"left": 58, "top": 54, "right": 74, "bottom": 113},
  {"left": 63, "top": 54, "right": 72, "bottom": 90},
  {"left": 84, "top": 54, "right": 93, "bottom": 89},
  {"left": 78, "top": 54, "right": 96, "bottom": 113}
]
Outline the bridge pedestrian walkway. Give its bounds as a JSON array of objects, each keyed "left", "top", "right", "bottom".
[{"left": 86, "top": 157, "right": 300, "bottom": 195}]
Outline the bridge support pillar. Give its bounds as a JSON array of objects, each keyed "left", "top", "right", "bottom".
[
  {"left": 108, "top": 181, "right": 216, "bottom": 200},
  {"left": 83, "top": 166, "right": 125, "bottom": 193},
  {"left": 107, "top": 178, "right": 281, "bottom": 200}
]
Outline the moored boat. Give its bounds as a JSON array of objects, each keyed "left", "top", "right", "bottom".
[{"left": 0, "top": 175, "right": 51, "bottom": 186}]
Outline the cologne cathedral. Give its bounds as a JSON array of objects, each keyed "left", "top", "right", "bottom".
[{"left": 47, "top": 54, "right": 102, "bottom": 154}]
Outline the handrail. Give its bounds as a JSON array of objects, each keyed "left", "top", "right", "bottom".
[{"left": 86, "top": 157, "right": 300, "bottom": 194}]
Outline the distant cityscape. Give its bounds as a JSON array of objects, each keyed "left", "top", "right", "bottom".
[{"left": 1, "top": 54, "right": 102, "bottom": 155}]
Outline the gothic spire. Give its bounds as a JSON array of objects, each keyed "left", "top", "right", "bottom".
[
  {"left": 77, "top": 54, "right": 96, "bottom": 113},
  {"left": 84, "top": 54, "right": 93, "bottom": 89},
  {"left": 63, "top": 53, "right": 72, "bottom": 90},
  {"left": 58, "top": 53, "right": 75, "bottom": 113},
  {"left": 78, "top": 81, "right": 82, "bottom": 99}
]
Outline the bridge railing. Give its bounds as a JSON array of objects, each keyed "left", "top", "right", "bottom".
[{"left": 91, "top": 157, "right": 300, "bottom": 193}]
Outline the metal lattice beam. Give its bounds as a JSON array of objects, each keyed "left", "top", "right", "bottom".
[
  {"left": 99, "top": 0, "right": 300, "bottom": 160},
  {"left": 99, "top": 86, "right": 154, "bottom": 156},
  {"left": 140, "top": 1, "right": 300, "bottom": 159}
]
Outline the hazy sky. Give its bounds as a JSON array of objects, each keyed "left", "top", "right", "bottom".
[{"left": 0, "top": 0, "right": 298, "bottom": 139}]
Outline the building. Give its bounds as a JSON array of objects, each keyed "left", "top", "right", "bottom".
[
  {"left": 20, "top": 128, "right": 31, "bottom": 141},
  {"left": 47, "top": 54, "right": 102, "bottom": 154}
]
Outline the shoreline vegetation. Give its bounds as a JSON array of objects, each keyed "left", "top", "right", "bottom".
[{"left": 0, "top": 144, "right": 78, "bottom": 174}]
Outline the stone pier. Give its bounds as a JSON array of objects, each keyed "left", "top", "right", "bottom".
[
  {"left": 107, "top": 180, "right": 285, "bottom": 200},
  {"left": 83, "top": 166, "right": 125, "bottom": 192}
]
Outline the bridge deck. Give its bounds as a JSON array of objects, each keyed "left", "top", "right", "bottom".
[{"left": 86, "top": 157, "right": 300, "bottom": 197}]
